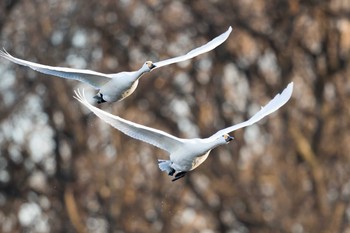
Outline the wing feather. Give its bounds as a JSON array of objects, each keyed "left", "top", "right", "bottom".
[
  {"left": 0, "top": 49, "right": 111, "bottom": 89},
  {"left": 209, "top": 82, "right": 294, "bottom": 140},
  {"left": 74, "top": 89, "right": 185, "bottom": 153},
  {"left": 153, "top": 26, "right": 232, "bottom": 68}
]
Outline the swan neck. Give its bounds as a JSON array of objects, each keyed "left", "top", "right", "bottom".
[
  {"left": 205, "top": 138, "right": 226, "bottom": 151},
  {"left": 137, "top": 66, "right": 150, "bottom": 77}
]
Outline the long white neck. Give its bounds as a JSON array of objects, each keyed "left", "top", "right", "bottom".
[
  {"left": 197, "top": 137, "right": 227, "bottom": 154},
  {"left": 136, "top": 65, "right": 151, "bottom": 78}
]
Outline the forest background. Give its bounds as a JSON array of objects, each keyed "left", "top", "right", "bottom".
[{"left": 0, "top": 0, "right": 350, "bottom": 232}]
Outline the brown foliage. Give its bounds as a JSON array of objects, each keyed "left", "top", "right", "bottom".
[{"left": 0, "top": 0, "right": 349, "bottom": 232}]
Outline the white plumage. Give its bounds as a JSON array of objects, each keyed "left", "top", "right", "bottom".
[
  {"left": 74, "top": 82, "right": 293, "bottom": 181},
  {"left": 0, "top": 27, "right": 232, "bottom": 103}
]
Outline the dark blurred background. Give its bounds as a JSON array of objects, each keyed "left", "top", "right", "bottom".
[{"left": 0, "top": 0, "right": 349, "bottom": 232}]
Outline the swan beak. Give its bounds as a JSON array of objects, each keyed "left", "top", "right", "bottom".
[
  {"left": 146, "top": 61, "right": 156, "bottom": 70},
  {"left": 225, "top": 134, "right": 234, "bottom": 142},
  {"left": 150, "top": 63, "right": 156, "bottom": 69}
]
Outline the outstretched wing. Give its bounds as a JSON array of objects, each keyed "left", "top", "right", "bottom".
[
  {"left": 209, "top": 82, "right": 294, "bottom": 139},
  {"left": 0, "top": 49, "right": 112, "bottom": 89},
  {"left": 153, "top": 26, "right": 232, "bottom": 69},
  {"left": 74, "top": 89, "right": 185, "bottom": 153}
]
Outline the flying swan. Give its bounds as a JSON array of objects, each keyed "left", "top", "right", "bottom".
[
  {"left": 74, "top": 82, "right": 293, "bottom": 181},
  {"left": 0, "top": 27, "right": 232, "bottom": 103}
]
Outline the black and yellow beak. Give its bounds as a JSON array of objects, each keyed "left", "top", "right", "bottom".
[
  {"left": 224, "top": 134, "right": 234, "bottom": 142},
  {"left": 146, "top": 61, "right": 157, "bottom": 70},
  {"left": 150, "top": 63, "right": 156, "bottom": 69}
]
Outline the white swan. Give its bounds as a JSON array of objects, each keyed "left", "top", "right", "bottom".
[
  {"left": 74, "top": 82, "right": 293, "bottom": 181},
  {"left": 0, "top": 27, "right": 232, "bottom": 103}
]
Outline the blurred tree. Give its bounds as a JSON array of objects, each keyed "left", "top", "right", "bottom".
[{"left": 0, "top": 0, "right": 349, "bottom": 233}]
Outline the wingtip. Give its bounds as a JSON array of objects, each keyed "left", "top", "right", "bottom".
[
  {"left": 73, "top": 89, "right": 80, "bottom": 101},
  {"left": 0, "top": 48, "right": 11, "bottom": 58},
  {"left": 286, "top": 82, "right": 294, "bottom": 95},
  {"left": 73, "top": 88, "right": 86, "bottom": 102},
  {"left": 217, "top": 26, "right": 233, "bottom": 41},
  {"left": 280, "top": 82, "right": 294, "bottom": 103},
  {"left": 225, "top": 26, "right": 233, "bottom": 35},
  {"left": 0, "top": 48, "right": 6, "bottom": 56}
]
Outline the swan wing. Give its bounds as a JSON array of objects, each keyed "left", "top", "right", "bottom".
[
  {"left": 0, "top": 49, "right": 111, "bottom": 89},
  {"left": 153, "top": 26, "right": 232, "bottom": 69},
  {"left": 74, "top": 89, "right": 185, "bottom": 153},
  {"left": 209, "top": 82, "right": 293, "bottom": 139}
]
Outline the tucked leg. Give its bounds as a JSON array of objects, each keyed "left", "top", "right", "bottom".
[
  {"left": 172, "top": 171, "right": 187, "bottom": 182},
  {"left": 158, "top": 160, "right": 175, "bottom": 176},
  {"left": 93, "top": 93, "right": 106, "bottom": 104}
]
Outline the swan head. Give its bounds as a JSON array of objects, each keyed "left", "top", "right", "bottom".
[
  {"left": 223, "top": 134, "right": 234, "bottom": 143},
  {"left": 145, "top": 61, "right": 156, "bottom": 70}
]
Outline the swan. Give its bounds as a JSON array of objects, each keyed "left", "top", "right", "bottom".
[
  {"left": 74, "top": 82, "right": 293, "bottom": 181},
  {"left": 0, "top": 27, "right": 232, "bottom": 103}
]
